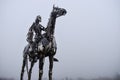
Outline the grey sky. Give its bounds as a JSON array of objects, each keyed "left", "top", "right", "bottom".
[{"left": 0, "top": 0, "right": 120, "bottom": 79}]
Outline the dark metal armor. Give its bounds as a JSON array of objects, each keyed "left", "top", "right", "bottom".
[{"left": 27, "top": 15, "right": 46, "bottom": 53}]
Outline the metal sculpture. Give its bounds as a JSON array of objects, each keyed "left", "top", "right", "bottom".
[{"left": 20, "top": 5, "right": 67, "bottom": 80}]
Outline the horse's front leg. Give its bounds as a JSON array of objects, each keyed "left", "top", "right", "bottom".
[
  {"left": 49, "top": 56, "right": 53, "bottom": 80},
  {"left": 28, "top": 61, "right": 34, "bottom": 80},
  {"left": 39, "top": 55, "right": 45, "bottom": 80}
]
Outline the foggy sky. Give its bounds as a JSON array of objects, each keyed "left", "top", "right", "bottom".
[{"left": 0, "top": 0, "right": 120, "bottom": 79}]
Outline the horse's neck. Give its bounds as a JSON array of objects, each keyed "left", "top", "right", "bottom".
[{"left": 46, "top": 16, "right": 56, "bottom": 36}]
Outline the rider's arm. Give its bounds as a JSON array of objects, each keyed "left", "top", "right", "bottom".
[
  {"left": 40, "top": 24, "right": 46, "bottom": 31},
  {"left": 26, "top": 23, "right": 34, "bottom": 44}
]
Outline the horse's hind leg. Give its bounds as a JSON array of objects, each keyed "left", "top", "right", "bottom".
[
  {"left": 20, "top": 57, "right": 26, "bottom": 80},
  {"left": 28, "top": 61, "right": 34, "bottom": 80},
  {"left": 49, "top": 56, "right": 53, "bottom": 80}
]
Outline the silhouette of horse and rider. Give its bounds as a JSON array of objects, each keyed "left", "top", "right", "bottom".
[{"left": 20, "top": 5, "right": 67, "bottom": 80}]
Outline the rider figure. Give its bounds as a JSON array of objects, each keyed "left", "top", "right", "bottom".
[{"left": 27, "top": 15, "right": 46, "bottom": 53}]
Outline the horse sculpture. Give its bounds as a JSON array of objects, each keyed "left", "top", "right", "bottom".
[{"left": 20, "top": 5, "right": 67, "bottom": 80}]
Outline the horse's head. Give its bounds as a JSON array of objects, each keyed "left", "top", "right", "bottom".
[
  {"left": 51, "top": 5, "right": 67, "bottom": 18},
  {"left": 46, "top": 5, "right": 67, "bottom": 37}
]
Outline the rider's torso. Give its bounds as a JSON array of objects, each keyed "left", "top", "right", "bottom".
[
  {"left": 32, "top": 23, "right": 43, "bottom": 41},
  {"left": 33, "top": 23, "right": 42, "bottom": 36}
]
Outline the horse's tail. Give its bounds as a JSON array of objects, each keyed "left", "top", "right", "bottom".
[{"left": 53, "top": 57, "right": 59, "bottom": 62}]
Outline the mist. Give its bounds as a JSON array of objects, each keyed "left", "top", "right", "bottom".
[{"left": 0, "top": 0, "right": 120, "bottom": 80}]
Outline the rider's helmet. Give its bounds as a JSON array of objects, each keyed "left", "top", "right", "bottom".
[{"left": 36, "top": 15, "right": 41, "bottom": 22}]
